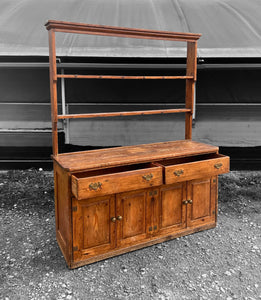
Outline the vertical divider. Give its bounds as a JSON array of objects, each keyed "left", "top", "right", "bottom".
[
  {"left": 185, "top": 41, "right": 197, "bottom": 140},
  {"left": 48, "top": 29, "right": 59, "bottom": 156}
]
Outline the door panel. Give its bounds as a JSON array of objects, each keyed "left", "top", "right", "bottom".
[
  {"left": 116, "top": 189, "right": 147, "bottom": 248},
  {"left": 187, "top": 177, "right": 217, "bottom": 228},
  {"left": 72, "top": 195, "right": 116, "bottom": 262},
  {"left": 159, "top": 183, "right": 187, "bottom": 235},
  {"left": 82, "top": 201, "right": 110, "bottom": 249}
]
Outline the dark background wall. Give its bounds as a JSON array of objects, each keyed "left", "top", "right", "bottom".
[{"left": 0, "top": 57, "right": 260, "bottom": 169}]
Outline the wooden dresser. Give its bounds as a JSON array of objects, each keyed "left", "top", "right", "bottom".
[{"left": 45, "top": 20, "right": 230, "bottom": 268}]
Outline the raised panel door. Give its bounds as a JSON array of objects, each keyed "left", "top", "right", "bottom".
[
  {"left": 116, "top": 189, "right": 148, "bottom": 248},
  {"left": 72, "top": 195, "right": 116, "bottom": 262},
  {"left": 159, "top": 183, "right": 187, "bottom": 235},
  {"left": 186, "top": 176, "right": 217, "bottom": 228}
]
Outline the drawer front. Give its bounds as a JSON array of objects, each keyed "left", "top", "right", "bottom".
[
  {"left": 72, "top": 166, "right": 163, "bottom": 200},
  {"left": 165, "top": 154, "right": 229, "bottom": 184}
]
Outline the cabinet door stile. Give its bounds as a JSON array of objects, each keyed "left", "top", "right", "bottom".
[
  {"left": 146, "top": 189, "right": 160, "bottom": 235},
  {"left": 72, "top": 197, "right": 83, "bottom": 261},
  {"left": 211, "top": 176, "right": 218, "bottom": 223}
]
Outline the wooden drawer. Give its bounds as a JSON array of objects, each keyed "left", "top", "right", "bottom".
[
  {"left": 71, "top": 163, "right": 163, "bottom": 200},
  {"left": 158, "top": 153, "right": 229, "bottom": 184}
]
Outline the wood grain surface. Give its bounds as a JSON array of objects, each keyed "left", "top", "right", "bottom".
[
  {"left": 54, "top": 140, "right": 218, "bottom": 172},
  {"left": 162, "top": 153, "right": 229, "bottom": 184},
  {"left": 71, "top": 164, "right": 162, "bottom": 199}
]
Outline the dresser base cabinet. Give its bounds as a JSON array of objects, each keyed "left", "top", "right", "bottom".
[{"left": 52, "top": 141, "right": 229, "bottom": 269}]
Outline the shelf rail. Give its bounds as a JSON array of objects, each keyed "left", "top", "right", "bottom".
[
  {"left": 45, "top": 20, "right": 201, "bottom": 156},
  {"left": 56, "top": 74, "right": 194, "bottom": 80},
  {"left": 57, "top": 108, "right": 191, "bottom": 120}
]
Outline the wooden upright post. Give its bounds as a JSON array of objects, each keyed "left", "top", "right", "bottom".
[
  {"left": 48, "top": 29, "right": 58, "bottom": 156},
  {"left": 185, "top": 41, "right": 197, "bottom": 140}
]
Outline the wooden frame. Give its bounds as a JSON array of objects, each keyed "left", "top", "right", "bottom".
[
  {"left": 45, "top": 20, "right": 201, "bottom": 156},
  {"left": 46, "top": 21, "right": 230, "bottom": 269}
]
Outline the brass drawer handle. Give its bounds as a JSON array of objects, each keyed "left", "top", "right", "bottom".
[
  {"left": 214, "top": 163, "right": 223, "bottom": 169},
  {"left": 111, "top": 217, "right": 116, "bottom": 223},
  {"left": 187, "top": 199, "right": 193, "bottom": 204},
  {"left": 117, "top": 215, "right": 123, "bottom": 221},
  {"left": 174, "top": 169, "right": 184, "bottom": 177},
  {"left": 89, "top": 182, "right": 102, "bottom": 191},
  {"left": 142, "top": 173, "right": 153, "bottom": 181}
]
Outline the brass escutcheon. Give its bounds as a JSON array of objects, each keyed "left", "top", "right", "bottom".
[
  {"left": 174, "top": 169, "right": 184, "bottom": 177},
  {"left": 214, "top": 163, "right": 223, "bottom": 169},
  {"left": 89, "top": 182, "right": 102, "bottom": 191},
  {"left": 142, "top": 173, "right": 153, "bottom": 181},
  {"left": 149, "top": 190, "right": 157, "bottom": 196}
]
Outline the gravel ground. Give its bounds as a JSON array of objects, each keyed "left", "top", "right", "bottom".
[{"left": 0, "top": 169, "right": 261, "bottom": 300}]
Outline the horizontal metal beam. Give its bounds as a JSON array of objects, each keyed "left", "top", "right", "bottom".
[
  {"left": 198, "top": 64, "right": 261, "bottom": 69},
  {"left": 1, "top": 102, "right": 261, "bottom": 106},
  {"left": 1, "top": 62, "right": 261, "bottom": 69}
]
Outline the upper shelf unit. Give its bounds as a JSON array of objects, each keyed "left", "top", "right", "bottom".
[{"left": 45, "top": 20, "right": 201, "bottom": 156}]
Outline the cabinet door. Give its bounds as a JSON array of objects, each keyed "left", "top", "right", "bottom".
[
  {"left": 72, "top": 195, "right": 116, "bottom": 262},
  {"left": 159, "top": 183, "right": 187, "bottom": 235},
  {"left": 186, "top": 176, "right": 217, "bottom": 228},
  {"left": 116, "top": 189, "right": 148, "bottom": 248}
]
